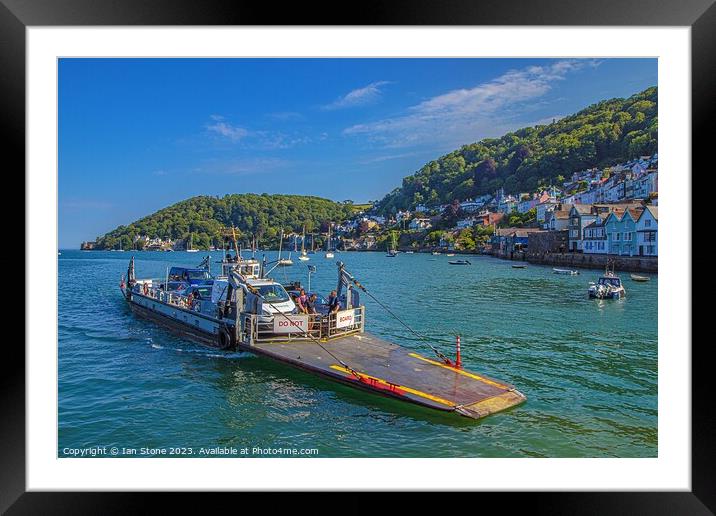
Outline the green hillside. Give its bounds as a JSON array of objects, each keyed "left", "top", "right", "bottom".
[
  {"left": 376, "top": 86, "right": 657, "bottom": 214},
  {"left": 95, "top": 194, "right": 354, "bottom": 250}
]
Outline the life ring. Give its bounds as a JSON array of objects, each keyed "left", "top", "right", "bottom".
[{"left": 217, "top": 327, "right": 233, "bottom": 350}]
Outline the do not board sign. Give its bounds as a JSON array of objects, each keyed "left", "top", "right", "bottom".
[
  {"left": 335, "top": 309, "right": 355, "bottom": 329},
  {"left": 273, "top": 315, "right": 309, "bottom": 334}
]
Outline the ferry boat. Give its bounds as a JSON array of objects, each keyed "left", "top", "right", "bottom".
[
  {"left": 588, "top": 263, "right": 626, "bottom": 299},
  {"left": 119, "top": 238, "right": 526, "bottom": 421}
]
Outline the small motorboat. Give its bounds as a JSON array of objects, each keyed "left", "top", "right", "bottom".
[
  {"left": 553, "top": 268, "right": 579, "bottom": 275},
  {"left": 512, "top": 264, "right": 527, "bottom": 269},
  {"left": 446, "top": 253, "right": 455, "bottom": 257},
  {"left": 432, "top": 251, "right": 441, "bottom": 256},
  {"left": 405, "top": 251, "right": 414, "bottom": 254},
  {"left": 630, "top": 274, "right": 650, "bottom": 282},
  {"left": 448, "top": 260, "right": 471, "bottom": 265},
  {"left": 588, "top": 262, "right": 626, "bottom": 299}
]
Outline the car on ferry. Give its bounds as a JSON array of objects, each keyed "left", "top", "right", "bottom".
[
  {"left": 211, "top": 277, "right": 296, "bottom": 318},
  {"left": 167, "top": 267, "right": 213, "bottom": 290}
]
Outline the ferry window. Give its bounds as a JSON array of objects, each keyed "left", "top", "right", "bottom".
[
  {"left": 258, "top": 285, "right": 290, "bottom": 303},
  {"left": 186, "top": 270, "right": 211, "bottom": 280}
]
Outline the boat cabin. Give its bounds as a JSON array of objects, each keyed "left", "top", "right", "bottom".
[{"left": 598, "top": 276, "right": 622, "bottom": 288}]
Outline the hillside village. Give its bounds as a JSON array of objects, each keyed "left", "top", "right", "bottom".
[
  {"left": 81, "top": 154, "right": 658, "bottom": 270},
  {"left": 338, "top": 154, "right": 658, "bottom": 263}
]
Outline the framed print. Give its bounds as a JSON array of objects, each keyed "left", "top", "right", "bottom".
[{"left": 5, "top": 0, "right": 709, "bottom": 512}]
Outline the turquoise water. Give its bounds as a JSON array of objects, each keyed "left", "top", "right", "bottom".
[{"left": 58, "top": 250, "right": 657, "bottom": 458}]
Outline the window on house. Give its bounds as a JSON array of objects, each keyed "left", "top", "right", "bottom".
[
  {"left": 645, "top": 219, "right": 651, "bottom": 227},
  {"left": 615, "top": 233, "right": 621, "bottom": 241}
]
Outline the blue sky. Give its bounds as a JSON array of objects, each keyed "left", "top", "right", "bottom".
[{"left": 59, "top": 58, "right": 656, "bottom": 247}]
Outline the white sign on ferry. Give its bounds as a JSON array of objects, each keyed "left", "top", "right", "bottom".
[
  {"left": 335, "top": 309, "right": 355, "bottom": 329},
  {"left": 273, "top": 315, "right": 309, "bottom": 334}
]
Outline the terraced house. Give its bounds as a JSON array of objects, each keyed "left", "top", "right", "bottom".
[
  {"left": 582, "top": 215, "right": 609, "bottom": 254},
  {"left": 605, "top": 207, "right": 643, "bottom": 256},
  {"left": 635, "top": 205, "right": 658, "bottom": 256}
]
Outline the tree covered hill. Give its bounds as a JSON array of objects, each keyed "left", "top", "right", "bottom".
[
  {"left": 376, "top": 86, "right": 657, "bottom": 214},
  {"left": 95, "top": 194, "right": 354, "bottom": 250}
]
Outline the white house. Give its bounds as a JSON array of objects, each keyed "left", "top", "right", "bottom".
[
  {"left": 582, "top": 216, "right": 609, "bottom": 254},
  {"left": 409, "top": 218, "right": 432, "bottom": 231},
  {"left": 635, "top": 205, "right": 658, "bottom": 256}
]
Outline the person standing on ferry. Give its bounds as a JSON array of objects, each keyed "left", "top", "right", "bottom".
[{"left": 296, "top": 288, "right": 309, "bottom": 314}]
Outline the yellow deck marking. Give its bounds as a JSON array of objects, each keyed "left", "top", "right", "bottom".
[
  {"left": 408, "top": 353, "right": 509, "bottom": 389},
  {"left": 329, "top": 365, "right": 455, "bottom": 407}
]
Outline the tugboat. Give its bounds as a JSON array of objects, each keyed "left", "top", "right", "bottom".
[
  {"left": 119, "top": 232, "right": 526, "bottom": 421},
  {"left": 588, "top": 261, "right": 626, "bottom": 299}
]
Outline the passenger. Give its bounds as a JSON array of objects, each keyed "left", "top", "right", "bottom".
[
  {"left": 305, "top": 293, "right": 318, "bottom": 314},
  {"left": 296, "top": 289, "right": 309, "bottom": 314},
  {"left": 327, "top": 290, "right": 340, "bottom": 314}
]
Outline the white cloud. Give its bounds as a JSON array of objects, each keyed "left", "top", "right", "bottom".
[
  {"left": 206, "top": 116, "right": 249, "bottom": 141},
  {"left": 323, "top": 81, "right": 392, "bottom": 110},
  {"left": 343, "top": 60, "right": 597, "bottom": 148}
]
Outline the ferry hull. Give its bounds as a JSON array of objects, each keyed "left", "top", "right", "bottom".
[{"left": 128, "top": 298, "right": 225, "bottom": 348}]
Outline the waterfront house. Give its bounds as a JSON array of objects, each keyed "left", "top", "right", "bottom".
[
  {"left": 605, "top": 207, "right": 643, "bottom": 256},
  {"left": 491, "top": 228, "right": 542, "bottom": 254},
  {"left": 567, "top": 204, "right": 598, "bottom": 252},
  {"left": 582, "top": 215, "right": 609, "bottom": 254},
  {"left": 545, "top": 203, "right": 572, "bottom": 231},
  {"left": 635, "top": 205, "right": 658, "bottom": 256}
]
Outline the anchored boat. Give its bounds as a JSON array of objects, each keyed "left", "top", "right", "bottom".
[
  {"left": 119, "top": 240, "right": 525, "bottom": 420},
  {"left": 553, "top": 268, "right": 579, "bottom": 275},
  {"left": 588, "top": 262, "right": 626, "bottom": 299},
  {"left": 630, "top": 274, "right": 650, "bottom": 282}
]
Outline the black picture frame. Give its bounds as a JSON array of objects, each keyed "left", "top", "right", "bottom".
[{"left": 4, "top": 0, "right": 708, "bottom": 513}]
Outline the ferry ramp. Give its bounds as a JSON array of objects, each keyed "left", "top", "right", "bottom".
[{"left": 247, "top": 332, "right": 526, "bottom": 420}]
